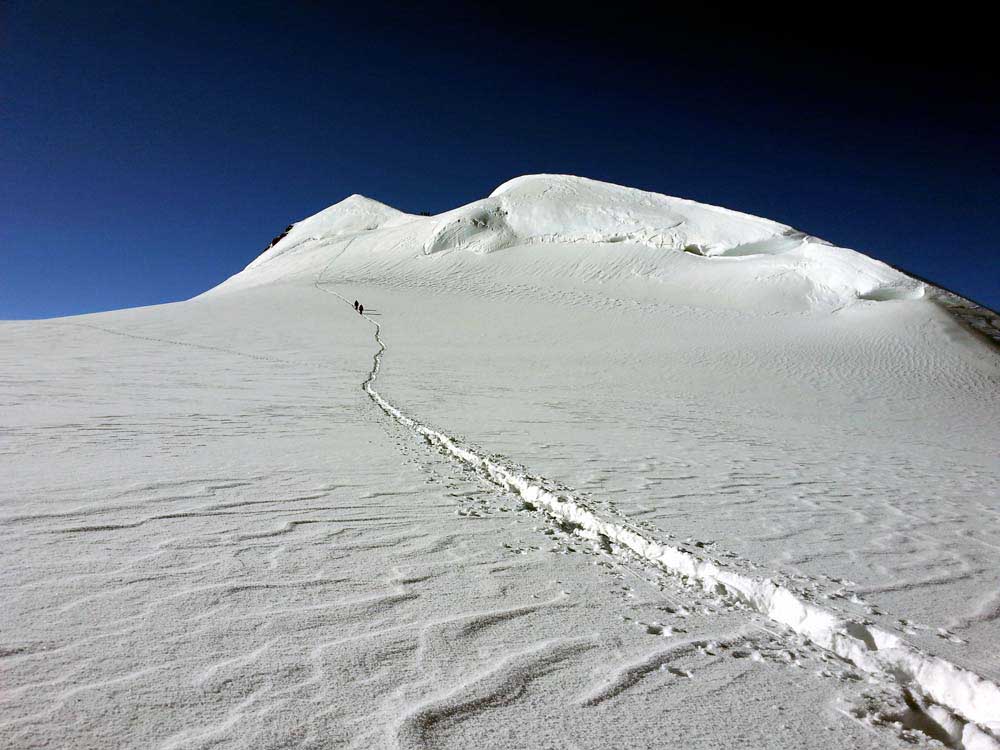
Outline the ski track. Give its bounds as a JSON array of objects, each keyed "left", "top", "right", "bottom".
[{"left": 313, "top": 267, "right": 1000, "bottom": 748}]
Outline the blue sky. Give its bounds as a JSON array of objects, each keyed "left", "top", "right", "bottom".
[{"left": 3, "top": 2, "right": 997, "bottom": 318}]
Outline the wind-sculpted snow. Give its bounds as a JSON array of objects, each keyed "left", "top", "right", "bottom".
[
  {"left": 4, "top": 174, "right": 998, "bottom": 748},
  {"left": 482, "top": 173, "right": 791, "bottom": 254},
  {"left": 217, "top": 174, "right": 923, "bottom": 311},
  {"left": 313, "top": 275, "right": 1000, "bottom": 748},
  {"left": 246, "top": 194, "right": 410, "bottom": 271},
  {"left": 421, "top": 172, "right": 804, "bottom": 259},
  {"left": 8, "top": 289, "right": 906, "bottom": 750}
]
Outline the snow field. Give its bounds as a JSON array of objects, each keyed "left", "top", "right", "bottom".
[
  {"left": 316, "top": 280, "right": 1000, "bottom": 745},
  {"left": 5, "top": 175, "right": 999, "bottom": 748}
]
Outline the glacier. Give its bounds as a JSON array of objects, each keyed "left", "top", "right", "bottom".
[{"left": 3, "top": 175, "right": 999, "bottom": 749}]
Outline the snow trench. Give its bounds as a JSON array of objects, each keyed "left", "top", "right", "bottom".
[{"left": 316, "top": 280, "right": 1000, "bottom": 749}]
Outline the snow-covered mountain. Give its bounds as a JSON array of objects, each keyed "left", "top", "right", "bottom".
[
  {"left": 220, "top": 174, "right": 925, "bottom": 312},
  {"left": 3, "top": 176, "right": 999, "bottom": 750}
]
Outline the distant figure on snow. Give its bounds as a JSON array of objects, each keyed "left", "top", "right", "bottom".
[
  {"left": 358, "top": 303, "right": 364, "bottom": 315},
  {"left": 353, "top": 300, "right": 358, "bottom": 310}
]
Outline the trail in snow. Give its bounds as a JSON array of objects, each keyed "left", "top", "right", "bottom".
[{"left": 313, "top": 269, "right": 1000, "bottom": 748}]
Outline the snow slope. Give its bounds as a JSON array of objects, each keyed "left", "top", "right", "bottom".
[
  {"left": 222, "top": 174, "right": 925, "bottom": 312},
  {"left": 3, "top": 175, "right": 998, "bottom": 749}
]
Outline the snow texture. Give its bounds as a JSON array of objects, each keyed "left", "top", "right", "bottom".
[{"left": 3, "top": 175, "right": 998, "bottom": 749}]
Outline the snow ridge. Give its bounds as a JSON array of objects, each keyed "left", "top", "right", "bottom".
[
  {"left": 313, "top": 269, "right": 1000, "bottom": 749},
  {"left": 219, "top": 175, "right": 924, "bottom": 314}
]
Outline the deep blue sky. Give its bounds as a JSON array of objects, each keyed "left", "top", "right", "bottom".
[{"left": 3, "top": 2, "right": 997, "bottom": 318}]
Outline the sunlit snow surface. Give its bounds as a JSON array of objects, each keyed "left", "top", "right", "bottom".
[{"left": 3, "top": 176, "right": 999, "bottom": 748}]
